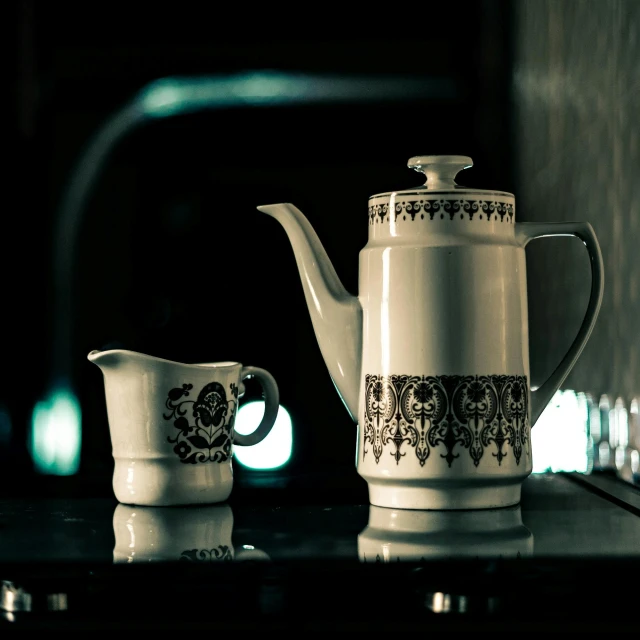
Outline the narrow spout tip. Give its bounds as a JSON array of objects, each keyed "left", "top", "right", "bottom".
[
  {"left": 87, "top": 349, "right": 122, "bottom": 370},
  {"left": 256, "top": 203, "right": 291, "bottom": 217}
]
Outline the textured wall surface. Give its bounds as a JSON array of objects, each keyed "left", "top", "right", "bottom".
[{"left": 513, "top": 0, "right": 639, "bottom": 403}]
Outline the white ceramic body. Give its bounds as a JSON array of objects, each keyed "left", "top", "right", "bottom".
[
  {"left": 88, "top": 350, "right": 279, "bottom": 507},
  {"left": 113, "top": 503, "right": 270, "bottom": 563},
  {"left": 358, "top": 194, "right": 530, "bottom": 509},
  {"left": 358, "top": 504, "right": 533, "bottom": 562}
]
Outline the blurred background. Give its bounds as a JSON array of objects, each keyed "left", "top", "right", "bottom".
[{"left": 3, "top": 0, "right": 638, "bottom": 498}]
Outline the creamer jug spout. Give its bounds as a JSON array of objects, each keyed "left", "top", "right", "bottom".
[
  {"left": 88, "top": 349, "right": 123, "bottom": 371},
  {"left": 87, "top": 348, "right": 151, "bottom": 374},
  {"left": 257, "top": 203, "right": 362, "bottom": 420}
]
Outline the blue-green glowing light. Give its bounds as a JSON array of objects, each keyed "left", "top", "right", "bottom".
[
  {"left": 532, "top": 390, "right": 591, "bottom": 474},
  {"left": 30, "top": 388, "right": 82, "bottom": 475},
  {"left": 234, "top": 401, "right": 292, "bottom": 470},
  {"left": 138, "top": 71, "right": 456, "bottom": 119}
]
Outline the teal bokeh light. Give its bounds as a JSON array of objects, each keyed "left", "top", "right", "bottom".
[
  {"left": 531, "top": 389, "right": 591, "bottom": 474},
  {"left": 30, "top": 386, "right": 82, "bottom": 475},
  {"left": 234, "top": 401, "right": 292, "bottom": 470}
]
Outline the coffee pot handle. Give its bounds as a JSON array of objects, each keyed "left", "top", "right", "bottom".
[
  {"left": 233, "top": 367, "right": 280, "bottom": 446},
  {"left": 516, "top": 222, "right": 604, "bottom": 426}
]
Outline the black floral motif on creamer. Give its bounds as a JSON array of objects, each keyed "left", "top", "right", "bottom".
[
  {"left": 363, "top": 374, "right": 528, "bottom": 468},
  {"left": 164, "top": 381, "right": 239, "bottom": 464}
]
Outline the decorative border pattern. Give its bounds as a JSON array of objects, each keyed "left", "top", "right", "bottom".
[
  {"left": 180, "top": 547, "right": 233, "bottom": 562},
  {"left": 368, "top": 199, "right": 515, "bottom": 225},
  {"left": 363, "top": 374, "right": 528, "bottom": 467},
  {"left": 360, "top": 551, "right": 525, "bottom": 563}
]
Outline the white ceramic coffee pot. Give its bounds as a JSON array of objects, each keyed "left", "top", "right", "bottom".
[{"left": 258, "top": 155, "right": 603, "bottom": 511}]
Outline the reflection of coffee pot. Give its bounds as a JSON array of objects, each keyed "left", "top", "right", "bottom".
[
  {"left": 260, "top": 154, "right": 603, "bottom": 510},
  {"left": 112, "top": 504, "right": 269, "bottom": 563},
  {"left": 358, "top": 505, "right": 533, "bottom": 562}
]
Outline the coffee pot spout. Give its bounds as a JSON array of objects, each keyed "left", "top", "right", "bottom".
[{"left": 258, "top": 203, "right": 362, "bottom": 421}]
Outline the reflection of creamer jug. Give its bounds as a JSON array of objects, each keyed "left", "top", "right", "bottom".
[
  {"left": 358, "top": 505, "right": 534, "bottom": 562},
  {"left": 259, "top": 154, "right": 603, "bottom": 510},
  {"left": 113, "top": 504, "right": 269, "bottom": 563}
]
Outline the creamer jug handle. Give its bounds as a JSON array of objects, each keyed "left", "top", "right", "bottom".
[
  {"left": 516, "top": 222, "right": 604, "bottom": 426},
  {"left": 233, "top": 366, "right": 280, "bottom": 447}
]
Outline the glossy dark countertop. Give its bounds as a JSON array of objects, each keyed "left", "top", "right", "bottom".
[{"left": 0, "top": 471, "right": 639, "bottom": 630}]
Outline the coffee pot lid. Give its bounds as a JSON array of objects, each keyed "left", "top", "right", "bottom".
[{"left": 370, "top": 155, "right": 514, "bottom": 200}]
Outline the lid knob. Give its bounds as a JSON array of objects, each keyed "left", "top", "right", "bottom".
[{"left": 407, "top": 155, "right": 473, "bottom": 190}]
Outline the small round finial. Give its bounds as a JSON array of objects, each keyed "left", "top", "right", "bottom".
[{"left": 407, "top": 155, "right": 473, "bottom": 189}]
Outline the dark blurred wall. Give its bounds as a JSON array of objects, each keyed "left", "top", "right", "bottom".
[
  {"left": 513, "top": 0, "right": 639, "bottom": 402},
  {"left": 8, "top": 0, "right": 637, "bottom": 495}
]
